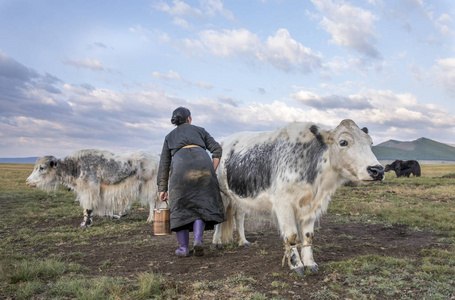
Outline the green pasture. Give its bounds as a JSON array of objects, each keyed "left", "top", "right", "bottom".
[{"left": 0, "top": 163, "right": 454, "bottom": 299}]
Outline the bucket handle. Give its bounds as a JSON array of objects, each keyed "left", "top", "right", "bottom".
[{"left": 157, "top": 200, "right": 169, "bottom": 209}]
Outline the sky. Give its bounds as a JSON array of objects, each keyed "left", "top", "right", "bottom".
[{"left": 0, "top": 0, "right": 454, "bottom": 158}]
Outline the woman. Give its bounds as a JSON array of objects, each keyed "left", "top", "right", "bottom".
[{"left": 157, "top": 107, "right": 225, "bottom": 257}]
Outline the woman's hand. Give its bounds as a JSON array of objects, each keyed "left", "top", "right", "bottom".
[
  {"left": 159, "top": 192, "right": 168, "bottom": 202},
  {"left": 213, "top": 158, "right": 220, "bottom": 172}
]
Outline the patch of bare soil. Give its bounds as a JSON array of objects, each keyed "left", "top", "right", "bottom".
[{"left": 26, "top": 210, "right": 444, "bottom": 299}]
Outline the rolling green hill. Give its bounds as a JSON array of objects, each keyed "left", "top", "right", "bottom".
[{"left": 372, "top": 137, "right": 455, "bottom": 161}]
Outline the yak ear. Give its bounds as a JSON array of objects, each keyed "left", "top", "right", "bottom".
[
  {"left": 50, "top": 159, "right": 58, "bottom": 168},
  {"left": 310, "top": 124, "right": 326, "bottom": 145},
  {"left": 309, "top": 125, "right": 319, "bottom": 136},
  {"left": 361, "top": 127, "right": 368, "bottom": 134}
]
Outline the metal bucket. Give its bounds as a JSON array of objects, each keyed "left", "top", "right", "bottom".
[{"left": 153, "top": 201, "right": 171, "bottom": 235}]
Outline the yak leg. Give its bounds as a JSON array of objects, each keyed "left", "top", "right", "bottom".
[
  {"left": 212, "top": 196, "right": 234, "bottom": 248},
  {"left": 147, "top": 205, "right": 154, "bottom": 222},
  {"left": 212, "top": 224, "right": 223, "bottom": 249},
  {"left": 234, "top": 210, "right": 250, "bottom": 247},
  {"left": 80, "top": 209, "right": 93, "bottom": 229},
  {"left": 212, "top": 207, "right": 245, "bottom": 249},
  {"left": 299, "top": 217, "right": 318, "bottom": 273},
  {"left": 273, "top": 203, "right": 304, "bottom": 274}
]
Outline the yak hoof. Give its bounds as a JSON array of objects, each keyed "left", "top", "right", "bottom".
[
  {"left": 210, "top": 243, "right": 222, "bottom": 250},
  {"left": 293, "top": 267, "right": 305, "bottom": 275},
  {"left": 79, "top": 219, "right": 93, "bottom": 229},
  {"left": 111, "top": 214, "right": 121, "bottom": 219},
  {"left": 307, "top": 264, "right": 319, "bottom": 273},
  {"left": 242, "top": 243, "right": 251, "bottom": 248}
]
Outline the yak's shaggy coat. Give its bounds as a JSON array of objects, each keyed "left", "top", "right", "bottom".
[
  {"left": 212, "top": 119, "right": 384, "bottom": 274},
  {"left": 26, "top": 149, "right": 159, "bottom": 228}
]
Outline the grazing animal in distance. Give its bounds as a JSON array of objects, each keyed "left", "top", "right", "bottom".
[
  {"left": 26, "top": 149, "right": 159, "bottom": 228},
  {"left": 212, "top": 119, "right": 384, "bottom": 274},
  {"left": 384, "top": 160, "right": 421, "bottom": 177}
]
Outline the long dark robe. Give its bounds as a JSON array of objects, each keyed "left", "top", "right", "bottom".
[{"left": 157, "top": 123, "right": 225, "bottom": 232}]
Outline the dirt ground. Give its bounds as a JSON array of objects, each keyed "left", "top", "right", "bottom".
[{"left": 25, "top": 207, "right": 445, "bottom": 299}]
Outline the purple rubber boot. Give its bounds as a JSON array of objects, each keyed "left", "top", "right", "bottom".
[
  {"left": 193, "top": 220, "right": 205, "bottom": 256},
  {"left": 175, "top": 230, "right": 190, "bottom": 257}
]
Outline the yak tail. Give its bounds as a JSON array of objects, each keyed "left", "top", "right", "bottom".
[
  {"left": 221, "top": 202, "right": 235, "bottom": 244},
  {"left": 416, "top": 164, "right": 422, "bottom": 177}
]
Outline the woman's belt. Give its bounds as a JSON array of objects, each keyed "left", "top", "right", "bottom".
[{"left": 182, "top": 145, "right": 201, "bottom": 149}]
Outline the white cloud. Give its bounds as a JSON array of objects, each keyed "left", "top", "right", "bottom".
[
  {"left": 438, "top": 13, "right": 452, "bottom": 23},
  {"left": 217, "top": 96, "right": 238, "bottom": 107},
  {"left": 196, "top": 81, "right": 213, "bottom": 89},
  {"left": 200, "top": 0, "right": 236, "bottom": 21},
  {"left": 153, "top": 0, "right": 202, "bottom": 17},
  {"left": 172, "top": 17, "right": 190, "bottom": 28},
  {"left": 153, "top": 0, "right": 236, "bottom": 26},
  {"left": 322, "top": 55, "right": 382, "bottom": 76},
  {"left": 435, "top": 13, "right": 454, "bottom": 36},
  {"left": 411, "top": 58, "right": 455, "bottom": 95},
  {"left": 290, "top": 88, "right": 455, "bottom": 140},
  {"left": 184, "top": 28, "right": 322, "bottom": 73},
  {"left": 292, "top": 90, "right": 373, "bottom": 110},
  {"left": 1, "top": 52, "right": 454, "bottom": 157},
  {"left": 432, "top": 58, "right": 455, "bottom": 94},
  {"left": 2, "top": 78, "right": 455, "bottom": 156},
  {"left": 198, "top": 29, "right": 259, "bottom": 57},
  {"left": 311, "top": 0, "right": 380, "bottom": 58},
  {"left": 153, "top": 70, "right": 184, "bottom": 81},
  {"left": 265, "top": 29, "right": 322, "bottom": 72},
  {"left": 63, "top": 58, "right": 104, "bottom": 71}
]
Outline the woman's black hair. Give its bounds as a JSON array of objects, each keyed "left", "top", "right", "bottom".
[{"left": 171, "top": 107, "right": 191, "bottom": 126}]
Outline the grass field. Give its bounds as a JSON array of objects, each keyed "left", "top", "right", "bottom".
[{"left": 0, "top": 163, "right": 454, "bottom": 299}]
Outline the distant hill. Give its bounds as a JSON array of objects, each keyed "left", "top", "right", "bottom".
[
  {"left": 372, "top": 138, "right": 455, "bottom": 161},
  {"left": 0, "top": 157, "right": 39, "bottom": 164}
]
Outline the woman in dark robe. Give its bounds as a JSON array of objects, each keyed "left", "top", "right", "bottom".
[{"left": 157, "top": 107, "right": 225, "bottom": 257}]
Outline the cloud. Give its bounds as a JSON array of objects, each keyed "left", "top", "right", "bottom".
[
  {"left": 1, "top": 52, "right": 454, "bottom": 158},
  {"left": 265, "top": 29, "right": 323, "bottom": 72},
  {"left": 153, "top": 70, "right": 184, "bottom": 81},
  {"left": 200, "top": 0, "right": 236, "bottom": 21},
  {"left": 292, "top": 91, "right": 373, "bottom": 109},
  {"left": 0, "top": 54, "right": 314, "bottom": 156},
  {"left": 153, "top": 70, "right": 213, "bottom": 89},
  {"left": 172, "top": 17, "right": 190, "bottom": 29},
  {"left": 0, "top": 51, "right": 38, "bottom": 80},
  {"left": 183, "top": 28, "right": 322, "bottom": 73},
  {"left": 311, "top": 0, "right": 380, "bottom": 58},
  {"left": 196, "top": 81, "right": 213, "bottom": 89},
  {"left": 0, "top": 52, "right": 69, "bottom": 120},
  {"left": 196, "top": 28, "right": 261, "bottom": 58},
  {"left": 2, "top": 76, "right": 454, "bottom": 156},
  {"left": 217, "top": 96, "right": 238, "bottom": 107},
  {"left": 432, "top": 58, "right": 455, "bottom": 94},
  {"left": 435, "top": 13, "right": 454, "bottom": 36},
  {"left": 63, "top": 58, "right": 105, "bottom": 71},
  {"left": 320, "top": 56, "right": 383, "bottom": 77},
  {"left": 290, "top": 88, "right": 455, "bottom": 143},
  {"left": 153, "top": 0, "right": 236, "bottom": 28},
  {"left": 153, "top": 0, "right": 202, "bottom": 17},
  {"left": 411, "top": 57, "right": 455, "bottom": 95},
  {"left": 86, "top": 42, "right": 110, "bottom": 50}
]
